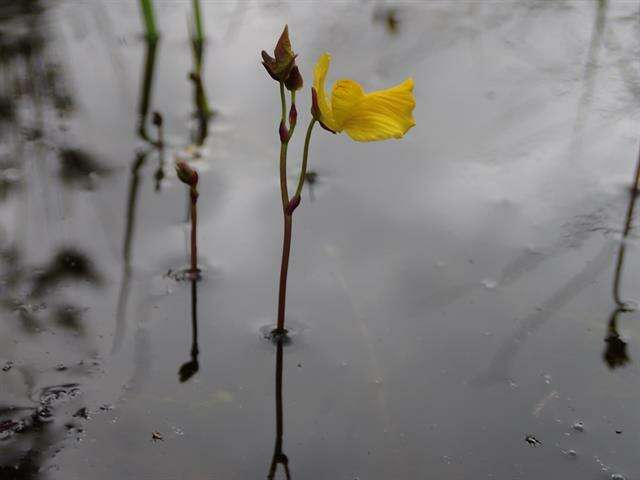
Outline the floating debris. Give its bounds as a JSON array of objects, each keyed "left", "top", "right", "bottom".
[
  {"left": 73, "top": 408, "right": 89, "bottom": 420},
  {"left": 525, "top": 434, "right": 541, "bottom": 447},
  {"left": 152, "top": 431, "right": 163, "bottom": 441},
  {"left": 2, "top": 361, "right": 13, "bottom": 372}
]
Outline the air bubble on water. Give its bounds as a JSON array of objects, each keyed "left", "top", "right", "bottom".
[
  {"left": 172, "top": 426, "right": 184, "bottom": 436},
  {"left": 563, "top": 449, "right": 578, "bottom": 459},
  {"left": 482, "top": 279, "right": 497, "bottom": 289},
  {"left": 610, "top": 474, "right": 626, "bottom": 480},
  {"left": 572, "top": 421, "right": 584, "bottom": 432},
  {"left": 542, "top": 373, "right": 552, "bottom": 384}
]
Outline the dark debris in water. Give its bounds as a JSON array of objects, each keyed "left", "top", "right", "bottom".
[{"left": 525, "top": 434, "right": 541, "bottom": 447}]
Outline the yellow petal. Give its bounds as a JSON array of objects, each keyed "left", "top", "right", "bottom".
[
  {"left": 336, "top": 78, "right": 416, "bottom": 142},
  {"left": 330, "top": 79, "right": 365, "bottom": 131},
  {"left": 312, "top": 53, "right": 336, "bottom": 131}
]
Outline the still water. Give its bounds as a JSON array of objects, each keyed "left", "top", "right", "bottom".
[{"left": 0, "top": 1, "right": 639, "bottom": 479}]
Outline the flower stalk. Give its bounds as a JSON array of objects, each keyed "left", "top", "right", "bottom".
[{"left": 176, "top": 161, "right": 200, "bottom": 278}]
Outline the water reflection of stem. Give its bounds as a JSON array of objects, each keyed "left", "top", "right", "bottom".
[
  {"left": 179, "top": 278, "right": 200, "bottom": 382},
  {"left": 267, "top": 336, "right": 291, "bottom": 479},
  {"left": 604, "top": 142, "right": 640, "bottom": 369},
  {"left": 114, "top": 151, "right": 147, "bottom": 353},
  {"left": 153, "top": 112, "right": 165, "bottom": 191},
  {"left": 612, "top": 142, "right": 640, "bottom": 306}
]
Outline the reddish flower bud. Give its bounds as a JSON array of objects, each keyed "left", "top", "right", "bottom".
[
  {"left": 284, "top": 65, "right": 303, "bottom": 91},
  {"left": 288, "top": 103, "right": 297, "bottom": 129},
  {"left": 175, "top": 161, "right": 198, "bottom": 187},
  {"left": 152, "top": 111, "right": 163, "bottom": 127},
  {"left": 279, "top": 120, "right": 289, "bottom": 143},
  {"left": 261, "top": 25, "right": 299, "bottom": 84}
]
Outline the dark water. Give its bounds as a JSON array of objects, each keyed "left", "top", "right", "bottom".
[{"left": 0, "top": 1, "right": 639, "bottom": 479}]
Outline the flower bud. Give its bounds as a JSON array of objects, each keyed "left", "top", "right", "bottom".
[
  {"left": 279, "top": 120, "right": 289, "bottom": 143},
  {"left": 261, "top": 25, "right": 299, "bottom": 84},
  {"left": 288, "top": 103, "right": 297, "bottom": 130},
  {"left": 284, "top": 65, "right": 303, "bottom": 91},
  {"left": 175, "top": 161, "right": 198, "bottom": 187}
]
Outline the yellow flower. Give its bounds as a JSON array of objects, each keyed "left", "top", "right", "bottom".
[{"left": 312, "top": 53, "right": 415, "bottom": 142}]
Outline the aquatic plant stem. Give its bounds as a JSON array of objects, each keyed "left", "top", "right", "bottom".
[
  {"left": 190, "top": 186, "right": 199, "bottom": 276},
  {"left": 139, "top": 0, "right": 158, "bottom": 41},
  {"left": 191, "top": 0, "right": 204, "bottom": 46},
  {"left": 294, "top": 119, "right": 316, "bottom": 198},
  {"left": 274, "top": 84, "right": 300, "bottom": 334}
]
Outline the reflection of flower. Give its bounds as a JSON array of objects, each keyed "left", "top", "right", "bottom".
[
  {"left": 312, "top": 53, "right": 415, "bottom": 141},
  {"left": 604, "top": 331, "right": 630, "bottom": 369}
]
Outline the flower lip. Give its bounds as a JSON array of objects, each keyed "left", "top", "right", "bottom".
[{"left": 312, "top": 52, "right": 416, "bottom": 142}]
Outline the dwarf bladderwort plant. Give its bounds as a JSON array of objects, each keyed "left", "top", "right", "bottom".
[{"left": 261, "top": 26, "right": 416, "bottom": 336}]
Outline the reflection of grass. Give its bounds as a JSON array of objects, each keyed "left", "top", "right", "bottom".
[{"left": 139, "top": 0, "right": 158, "bottom": 41}]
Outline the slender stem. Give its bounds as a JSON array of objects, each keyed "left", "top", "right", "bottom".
[
  {"left": 276, "top": 215, "right": 292, "bottom": 332},
  {"left": 294, "top": 119, "right": 316, "bottom": 199},
  {"left": 279, "top": 145, "right": 289, "bottom": 210},
  {"left": 139, "top": 0, "right": 158, "bottom": 41},
  {"left": 190, "top": 187, "right": 199, "bottom": 274}
]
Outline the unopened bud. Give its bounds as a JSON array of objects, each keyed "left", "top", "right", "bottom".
[
  {"left": 175, "top": 161, "right": 198, "bottom": 187},
  {"left": 285, "top": 194, "right": 301, "bottom": 215},
  {"left": 279, "top": 120, "right": 289, "bottom": 143},
  {"left": 261, "top": 25, "right": 298, "bottom": 84},
  {"left": 152, "top": 111, "right": 163, "bottom": 127},
  {"left": 284, "top": 65, "right": 303, "bottom": 91},
  {"left": 288, "top": 103, "right": 297, "bottom": 129}
]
